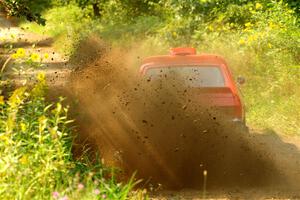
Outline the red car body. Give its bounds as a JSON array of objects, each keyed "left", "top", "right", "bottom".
[{"left": 139, "top": 47, "right": 246, "bottom": 125}]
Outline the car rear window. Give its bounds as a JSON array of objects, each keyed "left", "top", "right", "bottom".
[{"left": 145, "top": 66, "right": 225, "bottom": 87}]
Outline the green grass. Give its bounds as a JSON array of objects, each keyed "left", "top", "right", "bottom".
[{"left": 0, "top": 75, "right": 144, "bottom": 199}]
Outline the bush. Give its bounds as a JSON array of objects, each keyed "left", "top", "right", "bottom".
[{"left": 21, "top": 5, "right": 96, "bottom": 56}]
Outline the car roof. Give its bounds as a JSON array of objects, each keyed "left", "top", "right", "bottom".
[{"left": 141, "top": 54, "right": 228, "bottom": 68}]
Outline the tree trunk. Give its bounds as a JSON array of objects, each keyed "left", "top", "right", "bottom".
[{"left": 92, "top": 3, "right": 101, "bottom": 17}]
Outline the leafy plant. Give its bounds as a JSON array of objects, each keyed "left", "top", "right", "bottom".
[
  {"left": 0, "top": 0, "right": 46, "bottom": 24},
  {"left": 0, "top": 75, "right": 142, "bottom": 199}
]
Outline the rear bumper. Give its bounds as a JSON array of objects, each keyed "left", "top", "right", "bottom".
[
  {"left": 231, "top": 118, "right": 248, "bottom": 132},
  {"left": 232, "top": 117, "right": 244, "bottom": 124}
]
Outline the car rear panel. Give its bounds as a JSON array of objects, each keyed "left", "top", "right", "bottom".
[{"left": 188, "top": 87, "right": 243, "bottom": 119}]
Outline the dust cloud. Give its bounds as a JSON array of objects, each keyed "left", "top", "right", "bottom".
[{"left": 56, "top": 37, "right": 300, "bottom": 195}]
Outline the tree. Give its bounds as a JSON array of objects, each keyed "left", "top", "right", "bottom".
[
  {"left": 0, "top": 0, "right": 46, "bottom": 25},
  {"left": 75, "top": 0, "right": 104, "bottom": 17},
  {"left": 119, "top": 0, "right": 159, "bottom": 17},
  {"left": 75, "top": 0, "right": 159, "bottom": 19}
]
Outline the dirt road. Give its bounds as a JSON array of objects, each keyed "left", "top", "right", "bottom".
[
  {"left": 148, "top": 134, "right": 300, "bottom": 199},
  {"left": 0, "top": 11, "right": 70, "bottom": 88},
  {"left": 2, "top": 13, "right": 300, "bottom": 200}
]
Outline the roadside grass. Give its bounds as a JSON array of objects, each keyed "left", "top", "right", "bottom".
[
  {"left": 0, "top": 48, "right": 147, "bottom": 199},
  {"left": 0, "top": 76, "right": 145, "bottom": 199}
]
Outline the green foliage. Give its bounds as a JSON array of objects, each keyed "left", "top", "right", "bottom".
[
  {"left": 285, "top": 0, "right": 300, "bottom": 12},
  {"left": 21, "top": 5, "right": 95, "bottom": 56},
  {"left": 0, "top": 77, "right": 70, "bottom": 199},
  {"left": 0, "top": 77, "right": 139, "bottom": 199},
  {"left": 0, "top": 0, "right": 47, "bottom": 24}
]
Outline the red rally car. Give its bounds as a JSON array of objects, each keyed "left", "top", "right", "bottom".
[{"left": 139, "top": 47, "right": 247, "bottom": 128}]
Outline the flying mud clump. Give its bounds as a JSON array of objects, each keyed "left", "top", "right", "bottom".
[{"left": 64, "top": 37, "right": 300, "bottom": 193}]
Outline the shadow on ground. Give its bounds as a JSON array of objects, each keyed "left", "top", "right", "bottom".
[{"left": 0, "top": 38, "right": 54, "bottom": 48}]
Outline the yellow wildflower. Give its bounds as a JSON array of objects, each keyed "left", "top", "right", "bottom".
[
  {"left": 255, "top": 2, "right": 263, "bottom": 10},
  {"left": 238, "top": 39, "right": 246, "bottom": 45},
  {"left": 223, "top": 25, "right": 229, "bottom": 31},
  {"left": 56, "top": 102, "right": 62, "bottom": 114},
  {"left": 11, "top": 53, "right": 18, "bottom": 59},
  {"left": 37, "top": 72, "right": 45, "bottom": 82},
  {"left": 247, "top": 35, "right": 257, "bottom": 43},
  {"left": 19, "top": 155, "right": 28, "bottom": 165},
  {"left": 16, "top": 48, "right": 25, "bottom": 58},
  {"left": 245, "top": 22, "right": 253, "bottom": 28},
  {"left": 44, "top": 53, "right": 49, "bottom": 59},
  {"left": 268, "top": 43, "right": 273, "bottom": 48},
  {"left": 38, "top": 115, "right": 47, "bottom": 123},
  {"left": 20, "top": 123, "right": 27, "bottom": 132},
  {"left": 172, "top": 32, "right": 177, "bottom": 37},
  {"left": 269, "top": 22, "right": 277, "bottom": 29},
  {"left": 0, "top": 96, "right": 4, "bottom": 105},
  {"left": 38, "top": 115, "right": 48, "bottom": 133},
  {"left": 208, "top": 25, "right": 214, "bottom": 31},
  {"left": 30, "top": 53, "right": 40, "bottom": 62},
  {"left": 49, "top": 126, "right": 58, "bottom": 138},
  {"left": 8, "top": 87, "right": 27, "bottom": 108},
  {"left": 0, "top": 134, "right": 10, "bottom": 144}
]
